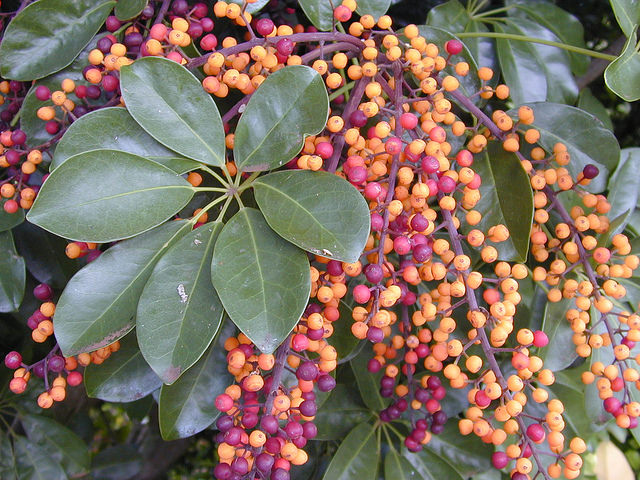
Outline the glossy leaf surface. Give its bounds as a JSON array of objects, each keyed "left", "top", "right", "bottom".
[
  {"left": 511, "top": 102, "right": 620, "bottom": 193},
  {"left": 0, "top": 0, "right": 115, "bottom": 80},
  {"left": 13, "top": 436, "right": 66, "bottom": 480},
  {"left": 314, "top": 384, "right": 372, "bottom": 440},
  {"left": 254, "top": 170, "right": 370, "bottom": 262},
  {"left": 27, "top": 150, "right": 194, "bottom": 242},
  {"left": 0, "top": 231, "right": 25, "bottom": 313},
  {"left": 114, "top": 0, "right": 146, "bottom": 19},
  {"left": 610, "top": 0, "right": 640, "bottom": 36},
  {"left": 158, "top": 321, "right": 234, "bottom": 440},
  {"left": 605, "top": 28, "right": 640, "bottom": 102},
  {"left": 356, "top": 0, "right": 391, "bottom": 18},
  {"left": 607, "top": 148, "right": 640, "bottom": 232},
  {"left": 400, "top": 448, "right": 464, "bottom": 480},
  {"left": 321, "top": 422, "right": 378, "bottom": 480},
  {"left": 211, "top": 208, "right": 310, "bottom": 353},
  {"left": 52, "top": 108, "right": 199, "bottom": 174},
  {"left": 84, "top": 330, "right": 162, "bottom": 402},
  {"left": 234, "top": 65, "right": 329, "bottom": 171},
  {"left": 298, "top": 0, "right": 334, "bottom": 31},
  {"left": 539, "top": 299, "right": 578, "bottom": 371},
  {"left": 506, "top": 0, "right": 590, "bottom": 74},
  {"left": 21, "top": 414, "right": 90, "bottom": 478},
  {"left": 137, "top": 223, "right": 224, "bottom": 384},
  {"left": 53, "top": 221, "right": 191, "bottom": 356},
  {"left": 470, "top": 142, "right": 533, "bottom": 262},
  {"left": 120, "top": 57, "right": 226, "bottom": 166}
]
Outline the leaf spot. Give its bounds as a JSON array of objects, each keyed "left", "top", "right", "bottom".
[{"left": 177, "top": 283, "right": 189, "bottom": 303}]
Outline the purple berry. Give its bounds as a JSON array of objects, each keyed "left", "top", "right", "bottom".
[
  {"left": 582, "top": 164, "right": 599, "bottom": 179},
  {"left": 4, "top": 351, "right": 22, "bottom": 369},
  {"left": 33, "top": 283, "right": 53, "bottom": 301}
]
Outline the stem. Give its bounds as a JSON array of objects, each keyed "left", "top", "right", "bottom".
[
  {"left": 191, "top": 194, "right": 229, "bottom": 224},
  {"left": 455, "top": 32, "right": 617, "bottom": 61},
  {"left": 263, "top": 336, "right": 292, "bottom": 415},
  {"left": 472, "top": 5, "right": 518, "bottom": 18},
  {"left": 199, "top": 165, "right": 231, "bottom": 187}
]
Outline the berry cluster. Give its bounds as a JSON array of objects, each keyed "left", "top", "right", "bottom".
[{"left": 4, "top": 282, "right": 119, "bottom": 408}]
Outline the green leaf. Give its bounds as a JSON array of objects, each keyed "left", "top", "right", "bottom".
[
  {"left": 114, "top": 0, "right": 146, "bottom": 19},
  {"left": 52, "top": 220, "right": 192, "bottom": 356},
  {"left": 137, "top": 222, "right": 224, "bottom": 384},
  {"left": 321, "top": 422, "right": 379, "bottom": 480},
  {"left": 350, "top": 348, "right": 390, "bottom": 411},
  {"left": 610, "top": 0, "right": 640, "bottom": 36},
  {"left": 511, "top": 102, "right": 621, "bottom": 193},
  {"left": 298, "top": 0, "right": 334, "bottom": 31},
  {"left": 607, "top": 148, "right": 640, "bottom": 233},
  {"left": 384, "top": 449, "right": 414, "bottom": 480},
  {"left": 21, "top": 414, "right": 90, "bottom": 477},
  {"left": 496, "top": 20, "right": 577, "bottom": 105},
  {"left": 331, "top": 300, "right": 360, "bottom": 359},
  {"left": 314, "top": 384, "right": 373, "bottom": 440},
  {"left": 158, "top": 320, "right": 234, "bottom": 440},
  {"left": 426, "top": 0, "right": 468, "bottom": 28},
  {"left": 0, "top": 0, "right": 115, "bottom": 81},
  {"left": 13, "top": 436, "right": 67, "bottom": 480},
  {"left": 228, "top": 0, "right": 271, "bottom": 13},
  {"left": 0, "top": 206, "right": 24, "bottom": 232},
  {"left": 52, "top": 108, "right": 200, "bottom": 174},
  {"left": 84, "top": 330, "right": 162, "bottom": 402},
  {"left": 424, "top": 422, "right": 492, "bottom": 476},
  {"left": 577, "top": 88, "right": 614, "bottom": 131},
  {"left": 91, "top": 445, "right": 142, "bottom": 480},
  {"left": 402, "top": 448, "right": 465, "bottom": 480},
  {"left": 13, "top": 222, "right": 79, "bottom": 289},
  {"left": 0, "top": 433, "right": 17, "bottom": 480},
  {"left": 254, "top": 170, "right": 369, "bottom": 263},
  {"left": 27, "top": 150, "right": 194, "bottom": 243},
  {"left": 356, "top": 0, "right": 391, "bottom": 18},
  {"left": 506, "top": 0, "right": 590, "bottom": 75},
  {"left": 605, "top": 28, "right": 640, "bottom": 102},
  {"left": 539, "top": 298, "right": 578, "bottom": 371},
  {"left": 234, "top": 65, "right": 329, "bottom": 172},
  {"left": 468, "top": 142, "right": 533, "bottom": 262},
  {"left": 211, "top": 208, "right": 310, "bottom": 353},
  {"left": 551, "top": 370, "right": 604, "bottom": 440},
  {"left": 0, "top": 231, "right": 25, "bottom": 313},
  {"left": 120, "top": 57, "right": 226, "bottom": 167}
]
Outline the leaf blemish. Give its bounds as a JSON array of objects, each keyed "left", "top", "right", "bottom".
[{"left": 177, "top": 284, "right": 188, "bottom": 303}]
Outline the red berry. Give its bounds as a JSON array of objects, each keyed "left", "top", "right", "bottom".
[
  {"left": 532, "top": 330, "right": 549, "bottom": 347},
  {"left": 67, "top": 371, "right": 83, "bottom": 386},
  {"left": 526, "top": 423, "right": 546, "bottom": 443},
  {"left": 215, "top": 393, "right": 234, "bottom": 412},
  {"left": 3, "top": 199, "right": 19, "bottom": 214},
  {"left": 445, "top": 39, "right": 464, "bottom": 55},
  {"left": 333, "top": 5, "right": 352, "bottom": 22}
]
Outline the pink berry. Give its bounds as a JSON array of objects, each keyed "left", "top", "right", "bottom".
[{"left": 445, "top": 39, "right": 463, "bottom": 55}]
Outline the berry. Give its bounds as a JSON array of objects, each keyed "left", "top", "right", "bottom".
[
  {"left": 445, "top": 39, "right": 464, "bottom": 55},
  {"left": 4, "top": 351, "right": 22, "bottom": 369}
]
